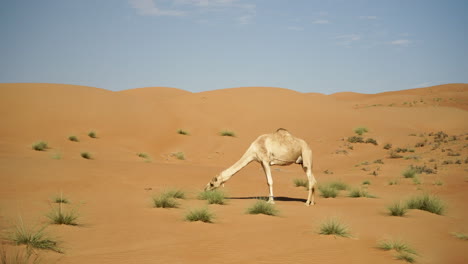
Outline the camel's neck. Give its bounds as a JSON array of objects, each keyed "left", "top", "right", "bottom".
[{"left": 219, "top": 150, "right": 255, "bottom": 182}]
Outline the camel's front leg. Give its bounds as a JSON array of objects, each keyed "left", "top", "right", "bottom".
[{"left": 261, "top": 161, "right": 275, "bottom": 204}]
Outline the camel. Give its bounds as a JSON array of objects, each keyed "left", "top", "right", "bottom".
[{"left": 205, "top": 128, "right": 317, "bottom": 206}]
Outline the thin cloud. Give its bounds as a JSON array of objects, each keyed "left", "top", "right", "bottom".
[
  {"left": 335, "top": 34, "right": 361, "bottom": 47},
  {"left": 129, "top": 0, "right": 185, "bottom": 16},
  {"left": 286, "top": 26, "right": 304, "bottom": 31},
  {"left": 359, "top": 16, "right": 377, "bottom": 20},
  {"left": 390, "top": 39, "right": 411, "bottom": 46},
  {"left": 312, "top": 19, "right": 330, "bottom": 24}
]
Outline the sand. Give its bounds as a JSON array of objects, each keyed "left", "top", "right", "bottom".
[{"left": 0, "top": 83, "right": 467, "bottom": 263}]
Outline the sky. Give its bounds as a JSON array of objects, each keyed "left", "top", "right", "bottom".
[{"left": 1, "top": 0, "right": 467, "bottom": 94}]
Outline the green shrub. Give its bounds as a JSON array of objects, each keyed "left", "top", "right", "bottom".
[
  {"left": 185, "top": 208, "right": 215, "bottom": 223},
  {"left": 7, "top": 219, "right": 62, "bottom": 253},
  {"left": 383, "top": 143, "right": 392, "bottom": 150},
  {"left": 177, "top": 129, "right": 189, "bottom": 135},
  {"left": 387, "top": 201, "right": 408, "bottom": 216},
  {"left": 80, "top": 152, "right": 92, "bottom": 159},
  {"left": 362, "top": 180, "right": 371, "bottom": 185},
  {"left": 198, "top": 190, "right": 226, "bottom": 205},
  {"left": 32, "top": 141, "right": 48, "bottom": 151},
  {"left": 172, "top": 152, "right": 185, "bottom": 160},
  {"left": 318, "top": 218, "right": 350, "bottom": 237},
  {"left": 220, "top": 130, "right": 236, "bottom": 137},
  {"left": 68, "top": 135, "right": 79, "bottom": 142},
  {"left": 88, "top": 131, "right": 97, "bottom": 138},
  {"left": 348, "top": 188, "right": 375, "bottom": 198},
  {"left": 46, "top": 204, "right": 79, "bottom": 226},
  {"left": 378, "top": 239, "right": 417, "bottom": 263},
  {"left": 53, "top": 192, "right": 69, "bottom": 204},
  {"left": 406, "top": 193, "right": 445, "bottom": 215},
  {"left": 354, "top": 127, "right": 368, "bottom": 136},
  {"left": 137, "top": 153, "right": 149, "bottom": 159},
  {"left": 318, "top": 185, "right": 339, "bottom": 198},
  {"left": 153, "top": 195, "right": 179, "bottom": 208},
  {"left": 293, "top": 178, "right": 308, "bottom": 188},
  {"left": 365, "top": 138, "right": 378, "bottom": 145},
  {"left": 164, "top": 189, "right": 186, "bottom": 199},
  {"left": 0, "top": 246, "right": 41, "bottom": 264},
  {"left": 452, "top": 232, "right": 468, "bottom": 240},
  {"left": 348, "top": 136, "right": 364, "bottom": 143},
  {"left": 328, "top": 181, "right": 349, "bottom": 191},
  {"left": 402, "top": 168, "right": 418, "bottom": 178},
  {"left": 246, "top": 200, "right": 279, "bottom": 216}
]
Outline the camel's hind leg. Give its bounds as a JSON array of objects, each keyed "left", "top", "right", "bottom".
[{"left": 261, "top": 161, "right": 275, "bottom": 204}]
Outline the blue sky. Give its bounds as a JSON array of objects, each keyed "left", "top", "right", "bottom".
[{"left": 1, "top": 0, "right": 467, "bottom": 94}]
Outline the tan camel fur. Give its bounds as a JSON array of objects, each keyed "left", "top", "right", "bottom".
[{"left": 205, "top": 128, "right": 317, "bottom": 206}]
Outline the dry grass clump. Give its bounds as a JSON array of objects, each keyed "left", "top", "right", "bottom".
[
  {"left": 0, "top": 246, "right": 42, "bottom": 264},
  {"left": 177, "top": 129, "right": 189, "bottom": 135},
  {"left": 80, "top": 152, "right": 92, "bottom": 159},
  {"left": 172, "top": 152, "right": 185, "bottom": 160},
  {"left": 452, "top": 232, "right": 468, "bottom": 240},
  {"left": 153, "top": 189, "right": 186, "bottom": 208},
  {"left": 31, "top": 142, "right": 48, "bottom": 151},
  {"left": 246, "top": 200, "right": 279, "bottom": 216},
  {"left": 387, "top": 201, "right": 408, "bottom": 216},
  {"left": 46, "top": 204, "right": 79, "bottom": 226},
  {"left": 5, "top": 219, "right": 62, "bottom": 253},
  {"left": 402, "top": 168, "right": 418, "bottom": 178},
  {"left": 348, "top": 187, "right": 376, "bottom": 198},
  {"left": 68, "top": 135, "right": 79, "bottom": 142},
  {"left": 318, "top": 181, "right": 349, "bottom": 198},
  {"left": 318, "top": 218, "right": 350, "bottom": 237},
  {"left": 220, "top": 130, "right": 236, "bottom": 137},
  {"left": 185, "top": 208, "right": 215, "bottom": 223},
  {"left": 378, "top": 239, "right": 418, "bottom": 263},
  {"left": 354, "top": 127, "right": 368, "bottom": 136},
  {"left": 406, "top": 193, "right": 445, "bottom": 215},
  {"left": 88, "top": 131, "right": 97, "bottom": 138},
  {"left": 198, "top": 190, "right": 226, "bottom": 205},
  {"left": 293, "top": 178, "right": 308, "bottom": 188}
]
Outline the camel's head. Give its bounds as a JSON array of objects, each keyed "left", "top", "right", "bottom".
[{"left": 205, "top": 176, "right": 222, "bottom": 191}]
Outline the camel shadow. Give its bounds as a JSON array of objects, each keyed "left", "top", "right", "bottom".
[{"left": 227, "top": 196, "right": 307, "bottom": 203}]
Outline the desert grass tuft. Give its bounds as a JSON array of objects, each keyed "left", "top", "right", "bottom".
[
  {"left": 387, "top": 201, "right": 408, "bottom": 216},
  {"left": 31, "top": 141, "right": 48, "bottom": 151},
  {"left": 88, "top": 131, "right": 97, "bottom": 138},
  {"left": 396, "top": 252, "right": 416, "bottom": 263},
  {"left": 328, "top": 181, "right": 349, "bottom": 191},
  {"left": 172, "top": 152, "right": 185, "bottom": 160},
  {"left": 6, "top": 218, "right": 62, "bottom": 253},
  {"left": 318, "top": 185, "right": 339, "bottom": 198},
  {"left": 378, "top": 239, "right": 417, "bottom": 262},
  {"left": 293, "top": 178, "right": 308, "bottom": 188},
  {"left": 0, "top": 246, "right": 41, "bottom": 264},
  {"left": 80, "top": 152, "right": 92, "bottom": 159},
  {"left": 246, "top": 200, "right": 279, "bottom": 216},
  {"left": 137, "top": 153, "right": 149, "bottom": 159},
  {"left": 348, "top": 187, "right": 376, "bottom": 198},
  {"left": 185, "top": 207, "right": 215, "bottom": 223},
  {"left": 68, "top": 135, "right": 79, "bottom": 142},
  {"left": 362, "top": 180, "right": 371, "bottom": 185},
  {"left": 177, "top": 129, "right": 189, "bottom": 135},
  {"left": 402, "top": 168, "right": 418, "bottom": 178},
  {"left": 198, "top": 190, "right": 226, "bottom": 205},
  {"left": 220, "top": 130, "right": 236, "bottom": 137},
  {"left": 153, "top": 195, "right": 179, "bottom": 208},
  {"left": 354, "top": 127, "right": 368, "bottom": 136},
  {"left": 46, "top": 204, "right": 79, "bottom": 226},
  {"left": 452, "top": 232, "right": 468, "bottom": 240},
  {"left": 406, "top": 193, "right": 445, "bottom": 215},
  {"left": 53, "top": 192, "right": 69, "bottom": 204},
  {"left": 318, "top": 218, "right": 350, "bottom": 237}
]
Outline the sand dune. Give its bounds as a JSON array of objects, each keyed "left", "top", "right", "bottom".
[{"left": 0, "top": 83, "right": 467, "bottom": 263}]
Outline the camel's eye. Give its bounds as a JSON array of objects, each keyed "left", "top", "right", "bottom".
[{"left": 210, "top": 183, "right": 214, "bottom": 187}]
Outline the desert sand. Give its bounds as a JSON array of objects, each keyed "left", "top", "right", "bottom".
[{"left": 0, "top": 83, "right": 467, "bottom": 263}]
